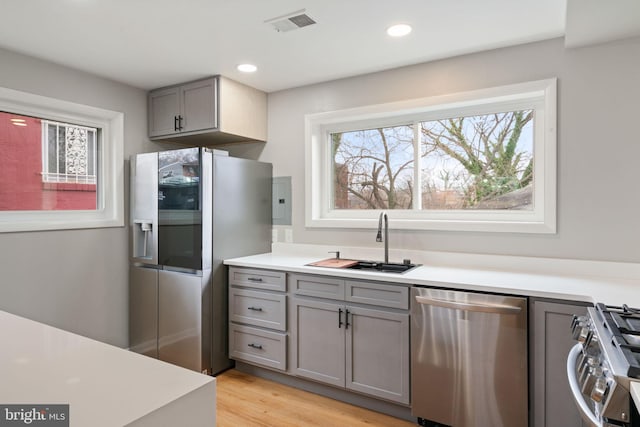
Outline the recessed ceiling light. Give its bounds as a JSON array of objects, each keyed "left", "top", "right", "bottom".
[
  {"left": 237, "top": 64, "right": 257, "bottom": 73},
  {"left": 387, "top": 24, "right": 412, "bottom": 38}
]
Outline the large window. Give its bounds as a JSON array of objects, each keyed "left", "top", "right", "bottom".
[
  {"left": 0, "top": 87, "right": 124, "bottom": 232},
  {"left": 306, "top": 79, "right": 556, "bottom": 233}
]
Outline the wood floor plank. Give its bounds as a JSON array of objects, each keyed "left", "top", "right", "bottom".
[{"left": 215, "top": 369, "right": 414, "bottom": 427}]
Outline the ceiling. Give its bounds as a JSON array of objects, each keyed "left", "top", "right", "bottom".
[{"left": 1, "top": 0, "right": 639, "bottom": 93}]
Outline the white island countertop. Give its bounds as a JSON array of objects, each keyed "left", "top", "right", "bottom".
[
  {"left": 224, "top": 243, "right": 640, "bottom": 307},
  {"left": 0, "top": 310, "right": 215, "bottom": 427}
]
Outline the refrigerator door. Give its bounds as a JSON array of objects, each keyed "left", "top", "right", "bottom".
[
  {"left": 211, "top": 155, "right": 272, "bottom": 374},
  {"left": 158, "top": 148, "right": 203, "bottom": 271},
  {"left": 129, "top": 266, "right": 158, "bottom": 358},
  {"left": 131, "top": 152, "right": 159, "bottom": 264},
  {"left": 158, "top": 269, "right": 206, "bottom": 373}
]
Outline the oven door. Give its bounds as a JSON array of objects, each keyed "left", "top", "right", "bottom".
[{"left": 567, "top": 344, "right": 603, "bottom": 427}]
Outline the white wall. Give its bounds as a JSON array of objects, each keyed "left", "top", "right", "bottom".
[
  {"left": 260, "top": 37, "right": 640, "bottom": 263},
  {"left": 0, "top": 48, "right": 161, "bottom": 347}
]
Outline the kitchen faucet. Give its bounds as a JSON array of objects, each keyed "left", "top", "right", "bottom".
[{"left": 376, "top": 212, "right": 389, "bottom": 263}]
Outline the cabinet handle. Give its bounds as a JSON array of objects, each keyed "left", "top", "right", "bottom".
[
  {"left": 247, "top": 343, "right": 263, "bottom": 350},
  {"left": 178, "top": 115, "right": 184, "bottom": 130},
  {"left": 247, "top": 306, "right": 263, "bottom": 312},
  {"left": 345, "top": 309, "right": 350, "bottom": 329},
  {"left": 247, "top": 277, "right": 263, "bottom": 282},
  {"left": 174, "top": 115, "right": 179, "bottom": 131},
  {"left": 338, "top": 308, "right": 343, "bottom": 329}
]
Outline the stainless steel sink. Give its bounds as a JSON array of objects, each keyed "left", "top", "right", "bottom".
[{"left": 346, "top": 260, "right": 418, "bottom": 274}]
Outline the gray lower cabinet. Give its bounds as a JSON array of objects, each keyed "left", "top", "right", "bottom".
[
  {"left": 530, "top": 299, "right": 590, "bottom": 427},
  {"left": 290, "top": 274, "right": 410, "bottom": 405},
  {"left": 346, "top": 306, "right": 410, "bottom": 403},
  {"left": 228, "top": 267, "right": 288, "bottom": 371}
]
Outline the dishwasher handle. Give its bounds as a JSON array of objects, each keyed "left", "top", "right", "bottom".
[{"left": 414, "top": 295, "right": 522, "bottom": 315}]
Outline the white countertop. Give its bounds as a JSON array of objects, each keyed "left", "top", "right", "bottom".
[
  {"left": 0, "top": 310, "right": 216, "bottom": 427},
  {"left": 224, "top": 244, "right": 640, "bottom": 306}
]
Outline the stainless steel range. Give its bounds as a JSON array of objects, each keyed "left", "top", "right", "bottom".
[{"left": 568, "top": 304, "right": 640, "bottom": 427}]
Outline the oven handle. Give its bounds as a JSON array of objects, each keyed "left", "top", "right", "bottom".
[
  {"left": 414, "top": 295, "right": 522, "bottom": 315},
  {"left": 567, "top": 343, "right": 602, "bottom": 427}
]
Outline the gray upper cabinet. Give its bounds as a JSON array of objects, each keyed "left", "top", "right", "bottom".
[
  {"left": 148, "top": 75, "right": 267, "bottom": 145},
  {"left": 530, "top": 299, "right": 590, "bottom": 427}
]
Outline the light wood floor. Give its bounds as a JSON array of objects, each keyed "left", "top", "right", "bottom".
[{"left": 215, "top": 369, "right": 415, "bottom": 427}]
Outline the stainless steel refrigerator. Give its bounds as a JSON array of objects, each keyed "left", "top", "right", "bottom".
[{"left": 129, "top": 147, "right": 272, "bottom": 375}]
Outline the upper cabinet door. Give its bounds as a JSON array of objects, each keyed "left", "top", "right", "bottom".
[
  {"left": 181, "top": 78, "right": 217, "bottom": 133},
  {"left": 148, "top": 86, "right": 180, "bottom": 137}
]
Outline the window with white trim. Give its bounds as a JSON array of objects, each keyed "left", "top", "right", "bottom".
[
  {"left": 0, "top": 87, "right": 124, "bottom": 232},
  {"left": 305, "top": 79, "right": 556, "bottom": 233}
]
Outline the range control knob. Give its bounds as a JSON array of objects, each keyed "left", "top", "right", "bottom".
[
  {"left": 581, "top": 367, "right": 603, "bottom": 395},
  {"left": 572, "top": 315, "right": 588, "bottom": 340},
  {"left": 591, "top": 377, "right": 609, "bottom": 403},
  {"left": 584, "top": 333, "right": 600, "bottom": 356},
  {"left": 577, "top": 326, "right": 591, "bottom": 344},
  {"left": 579, "top": 356, "right": 598, "bottom": 379}
]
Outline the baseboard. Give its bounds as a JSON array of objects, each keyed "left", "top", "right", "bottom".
[{"left": 234, "top": 362, "right": 413, "bottom": 422}]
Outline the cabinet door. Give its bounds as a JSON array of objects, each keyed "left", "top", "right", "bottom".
[
  {"left": 346, "top": 306, "right": 410, "bottom": 404},
  {"left": 148, "top": 86, "right": 180, "bottom": 137},
  {"left": 158, "top": 270, "right": 203, "bottom": 372},
  {"left": 531, "top": 300, "right": 589, "bottom": 427},
  {"left": 181, "top": 78, "right": 217, "bottom": 133},
  {"left": 291, "top": 298, "right": 345, "bottom": 387}
]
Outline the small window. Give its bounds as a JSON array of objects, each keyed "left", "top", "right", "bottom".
[
  {"left": 0, "top": 87, "right": 124, "bottom": 232},
  {"left": 306, "top": 79, "right": 556, "bottom": 233}
]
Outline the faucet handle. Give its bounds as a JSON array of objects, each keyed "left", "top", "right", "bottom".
[{"left": 328, "top": 251, "right": 341, "bottom": 259}]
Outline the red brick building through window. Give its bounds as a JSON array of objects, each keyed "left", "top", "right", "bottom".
[{"left": 0, "top": 112, "right": 97, "bottom": 211}]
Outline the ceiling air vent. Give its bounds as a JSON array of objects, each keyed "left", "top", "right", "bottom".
[{"left": 265, "top": 9, "right": 317, "bottom": 33}]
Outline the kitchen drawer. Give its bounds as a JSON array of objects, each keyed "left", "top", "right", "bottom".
[
  {"left": 229, "top": 288, "right": 286, "bottom": 331},
  {"left": 345, "top": 280, "right": 409, "bottom": 310},
  {"left": 229, "top": 324, "right": 286, "bottom": 371},
  {"left": 289, "top": 274, "right": 345, "bottom": 300},
  {"left": 229, "top": 267, "right": 286, "bottom": 292}
]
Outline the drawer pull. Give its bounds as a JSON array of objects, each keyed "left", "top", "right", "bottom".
[
  {"left": 247, "top": 277, "right": 264, "bottom": 282},
  {"left": 247, "top": 343, "right": 263, "bottom": 350},
  {"left": 247, "top": 306, "right": 263, "bottom": 312}
]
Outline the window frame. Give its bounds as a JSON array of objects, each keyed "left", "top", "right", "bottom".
[
  {"left": 0, "top": 87, "right": 124, "bottom": 232},
  {"left": 305, "top": 79, "right": 557, "bottom": 233}
]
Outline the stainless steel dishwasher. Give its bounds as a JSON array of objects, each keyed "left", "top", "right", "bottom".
[{"left": 411, "top": 287, "right": 528, "bottom": 427}]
